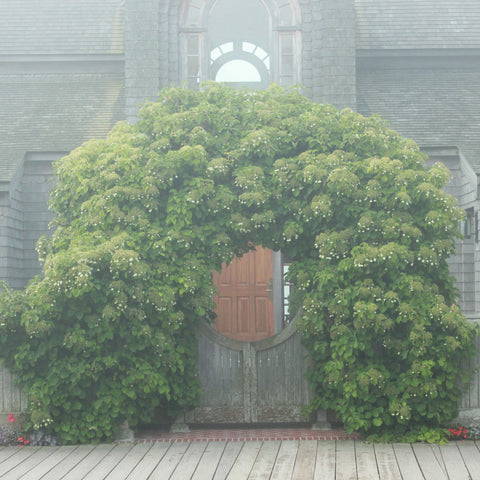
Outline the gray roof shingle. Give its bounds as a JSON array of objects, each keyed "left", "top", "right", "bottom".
[
  {"left": 0, "top": 0, "right": 124, "bottom": 55},
  {"left": 0, "top": 73, "right": 125, "bottom": 182},
  {"left": 355, "top": 0, "right": 480, "bottom": 49},
  {"left": 1, "top": 1, "right": 479, "bottom": 55},
  {"left": 357, "top": 65, "right": 480, "bottom": 166}
]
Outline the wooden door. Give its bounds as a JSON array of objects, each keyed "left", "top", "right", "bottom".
[{"left": 213, "top": 247, "right": 274, "bottom": 341}]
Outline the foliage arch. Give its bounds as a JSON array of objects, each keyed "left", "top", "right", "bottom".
[{"left": 0, "top": 85, "right": 476, "bottom": 443}]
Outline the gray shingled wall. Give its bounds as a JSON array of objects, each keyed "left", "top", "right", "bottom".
[
  {"left": 308, "top": 0, "right": 357, "bottom": 109},
  {"left": 0, "top": 72, "right": 124, "bottom": 284},
  {"left": 428, "top": 151, "right": 477, "bottom": 314},
  {"left": 299, "top": 0, "right": 313, "bottom": 98},
  {"left": 125, "top": 0, "right": 161, "bottom": 122},
  {"left": 21, "top": 157, "right": 57, "bottom": 284},
  {"left": 0, "top": 368, "right": 27, "bottom": 422},
  {"left": 476, "top": 235, "right": 480, "bottom": 315},
  {"left": 166, "top": 1, "right": 182, "bottom": 87},
  {"left": 0, "top": 186, "right": 24, "bottom": 289}
]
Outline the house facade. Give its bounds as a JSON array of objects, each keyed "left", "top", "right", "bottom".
[{"left": 1, "top": 0, "right": 480, "bottom": 423}]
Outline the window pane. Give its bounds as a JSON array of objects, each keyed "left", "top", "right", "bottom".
[
  {"left": 281, "top": 55, "right": 294, "bottom": 75},
  {"left": 219, "top": 42, "right": 234, "bottom": 54},
  {"left": 255, "top": 47, "right": 268, "bottom": 60},
  {"left": 187, "top": 56, "right": 200, "bottom": 77},
  {"left": 243, "top": 42, "right": 256, "bottom": 53},
  {"left": 187, "top": 35, "right": 199, "bottom": 55},
  {"left": 216, "top": 60, "right": 261, "bottom": 82},
  {"left": 211, "top": 47, "right": 222, "bottom": 61},
  {"left": 280, "top": 34, "right": 294, "bottom": 55}
]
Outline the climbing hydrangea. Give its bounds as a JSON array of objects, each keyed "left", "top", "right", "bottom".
[{"left": 0, "top": 84, "right": 476, "bottom": 443}]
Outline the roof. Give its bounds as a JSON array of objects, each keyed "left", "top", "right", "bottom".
[
  {"left": 0, "top": 0, "right": 124, "bottom": 55},
  {"left": 355, "top": 0, "right": 480, "bottom": 49},
  {"left": 0, "top": 73, "right": 125, "bottom": 183},
  {"left": 0, "top": 1, "right": 479, "bottom": 55},
  {"left": 357, "top": 64, "right": 480, "bottom": 167}
]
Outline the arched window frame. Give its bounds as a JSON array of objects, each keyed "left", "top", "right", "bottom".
[{"left": 179, "top": 0, "right": 302, "bottom": 87}]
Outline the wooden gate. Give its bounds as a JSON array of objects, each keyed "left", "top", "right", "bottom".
[{"left": 178, "top": 320, "right": 325, "bottom": 427}]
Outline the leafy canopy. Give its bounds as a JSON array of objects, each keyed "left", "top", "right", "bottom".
[{"left": 0, "top": 84, "right": 476, "bottom": 443}]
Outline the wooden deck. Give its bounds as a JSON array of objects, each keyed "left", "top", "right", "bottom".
[{"left": 1, "top": 440, "right": 480, "bottom": 479}]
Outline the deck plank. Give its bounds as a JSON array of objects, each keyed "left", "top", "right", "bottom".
[
  {"left": 373, "top": 444, "right": 402, "bottom": 480},
  {"left": 391, "top": 443, "right": 424, "bottom": 480},
  {"left": 439, "top": 443, "right": 471, "bottom": 480},
  {"left": 191, "top": 441, "right": 227, "bottom": 480},
  {"left": 213, "top": 441, "right": 244, "bottom": 480},
  {"left": 412, "top": 444, "right": 448, "bottom": 480},
  {"left": 41, "top": 445, "right": 96, "bottom": 480},
  {"left": 335, "top": 440, "right": 357, "bottom": 480},
  {"left": 82, "top": 444, "right": 134, "bottom": 480},
  {"left": 1, "top": 447, "right": 58, "bottom": 480},
  {"left": 170, "top": 441, "right": 208, "bottom": 480},
  {"left": 4, "top": 438, "right": 480, "bottom": 480},
  {"left": 125, "top": 442, "right": 171, "bottom": 480},
  {"left": 226, "top": 441, "right": 262, "bottom": 480},
  {"left": 456, "top": 440, "right": 480, "bottom": 480},
  {"left": 248, "top": 441, "right": 281, "bottom": 480},
  {"left": 431, "top": 445, "right": 448, "bottom": 477},
  {"left": 0, "top": 447, "right": 40, "bottom": 477},
  {"left": 292, "top": 440, "right": 317, "bottom": 480},
  {"left": 104, "top": 442, "right": 153, "bottom": 480},
  {"left": 314, "top": 440, "right": 335, "bottom": 480},
  {"left": 0, "top": 448, "right": 21, "bottom": 466},
  {"left": 61, "top": 444, "right": 116, "bottom": 480},
  {"left": 355, "top": 442, "right": 379, "bottom": 480},
  {"left": 271, "top": 440, "right": 298, "bottom": 480},
  {"left": 18, "top": 446, "right": 77, "bottom": 480},
  {"left": 148, "top": 441, "right": 189, "bottom": 480}
]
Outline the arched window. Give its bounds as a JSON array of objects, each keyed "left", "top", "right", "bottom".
[{"left": 180, "top": 0, "right": 301, "bottom": 88}]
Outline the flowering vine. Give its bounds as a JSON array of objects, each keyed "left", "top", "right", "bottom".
[{"left": 0, "top": 84, "right": 476, "bottom": 443}]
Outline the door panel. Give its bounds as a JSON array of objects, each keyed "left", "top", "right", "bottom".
[{"left": 213, "top": 247, "right": 274, "bottom": 341}]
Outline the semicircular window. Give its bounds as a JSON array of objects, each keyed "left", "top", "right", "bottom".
[
  {"left": 216, "top": 59, "right": 262, "bottom": 83},
  {"left": 210, "top": 41, "right": 270, "bottom": 88}
]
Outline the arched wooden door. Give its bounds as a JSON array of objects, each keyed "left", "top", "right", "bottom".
[{"left": 213, "top": 247, "right": 275, "bottom": 341}]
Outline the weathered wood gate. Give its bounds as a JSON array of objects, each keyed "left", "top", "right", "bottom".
[
  {"left": 177, "top": 319, "right": 323, "bottom": 427},
  {"left": 3, "top": 324, "right": 480, "bottom": 427}
]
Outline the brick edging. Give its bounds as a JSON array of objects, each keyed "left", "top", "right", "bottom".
[{"left": 136, "top": 428, "right": 360, "bottom": 443}]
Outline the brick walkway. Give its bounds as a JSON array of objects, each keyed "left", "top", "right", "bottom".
[{"left": 136, "top": 428, "right": 359, "bottom": 443}]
